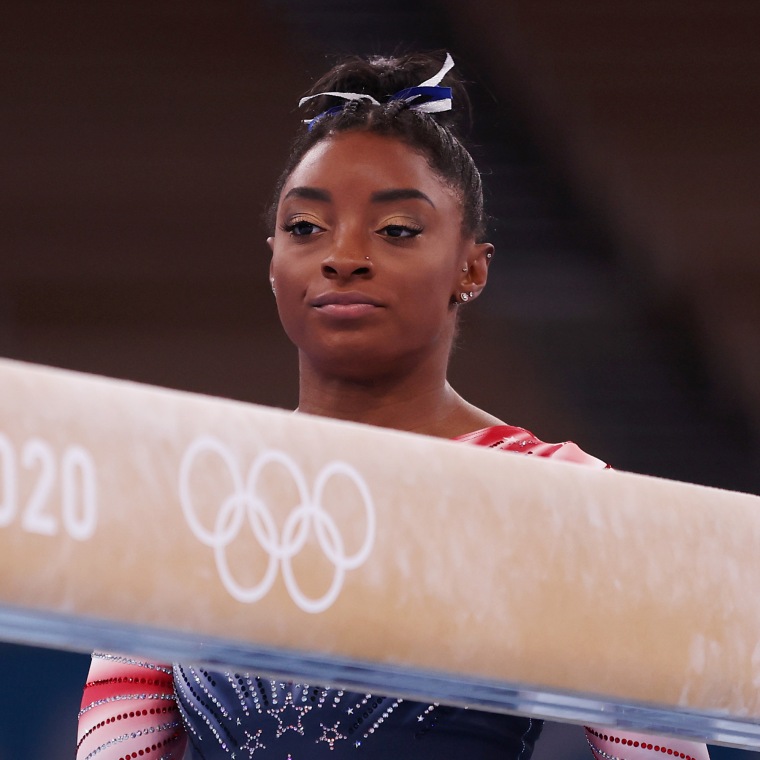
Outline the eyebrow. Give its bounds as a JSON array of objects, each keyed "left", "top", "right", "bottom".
[
  {"left": 283, "top": 186, "right": 435, "bottom": 208},
  {"left": 283, "top": 186, "right": 332, "bottom": 202},
  {"left": 370, "top": 188, "right": 435, "bottom": 208}
]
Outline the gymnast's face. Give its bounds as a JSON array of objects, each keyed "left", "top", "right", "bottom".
[{"left": 268, "top": 131, "right": 488, "bottom": 379}]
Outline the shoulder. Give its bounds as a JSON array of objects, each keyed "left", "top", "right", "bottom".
[{"left": 453, "top": 424, "right": 610, "bottom": 469}]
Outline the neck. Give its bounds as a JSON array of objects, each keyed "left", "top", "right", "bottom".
[{"left": 295, "top": 352, "right": 501, "bottom": 438}]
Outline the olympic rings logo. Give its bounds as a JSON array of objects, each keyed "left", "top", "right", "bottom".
[{"left": 178, "top": 436, "right": 375, "bottom": 614}]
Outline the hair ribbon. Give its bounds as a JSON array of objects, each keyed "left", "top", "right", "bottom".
[{"left": 300, "top": 53, "right": 455, "bottom": 129}]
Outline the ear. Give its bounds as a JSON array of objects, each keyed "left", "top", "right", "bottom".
[
  {"left": 458, "top": 242, "right": 494, "bottom": 301},
  {"left": 267, "top": 237, "right": 275, "bottom": 279}
]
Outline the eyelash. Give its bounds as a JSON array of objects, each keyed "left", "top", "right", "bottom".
[
  {"left": 378, "top": 223, "right": 423, "bottom": 239},
  {"left": 281, "top": 219, "right": 322, "bottom": 237},
  {"left": 279, "top": 219, "right": 423, "bottom": 239}
]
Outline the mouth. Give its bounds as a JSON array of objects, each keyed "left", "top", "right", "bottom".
[{"left": 310, "top": 291, "right": 384, "bottom": 318}]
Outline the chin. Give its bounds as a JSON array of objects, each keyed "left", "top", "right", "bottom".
[
  {"left": 302, "top": 341, "right": 413, "bottom": 382},
  {"left": 316, "top": 351, "right": 392, "bottom": 381}
]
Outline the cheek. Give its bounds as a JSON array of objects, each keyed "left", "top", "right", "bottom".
[
  {"left": 271, "top": 258, "right": 307, "bottom": 331},
  {"left": 415, "top": 247, "right": 462, "bottom": 301},
  {"left": 271, "top": 246, "right": 311, "bottom": 296},
  {"left": 398, "top": 264, "right": 458, "bottom": 333}
]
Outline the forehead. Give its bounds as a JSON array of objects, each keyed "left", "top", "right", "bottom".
[{"left": 282, "top": 131, "right": 460, "bottom": 207}]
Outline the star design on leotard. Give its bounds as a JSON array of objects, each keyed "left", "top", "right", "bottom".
[
  {"left": 267, "top": 691, "right": 312, "bottom": 737},
  {"left": 316, "top": 720, "right": 347, "bottom": 750},
  {"left": 240, "top": 728, "right": 266, "bottom": 756}
]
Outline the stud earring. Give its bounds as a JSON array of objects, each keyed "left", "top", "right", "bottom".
[
  {"left": 460, "top": 292, "right": 470, "bottom": 302},
  {"left": 486, "top": 252, "right": 492, "bottom": 260},
  {"left": 270, "top": 277, "right": 276, "bottom": 296}
]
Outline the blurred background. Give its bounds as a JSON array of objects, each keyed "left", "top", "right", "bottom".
[{"left": 2, "top": 0, "right": 759, "bottom": 757}]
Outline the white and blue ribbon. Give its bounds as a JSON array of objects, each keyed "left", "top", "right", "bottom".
[{"left": 300, "top": 53, "right": 455, "bottom": 129}]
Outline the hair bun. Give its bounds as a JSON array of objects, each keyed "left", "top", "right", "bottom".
[{"left": 302, "top": 51, "right": 471, "bottom": 135}]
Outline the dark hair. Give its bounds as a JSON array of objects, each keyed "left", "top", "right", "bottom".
[{"left": 267, "top": 52, "right": 486, "bottom": 240}]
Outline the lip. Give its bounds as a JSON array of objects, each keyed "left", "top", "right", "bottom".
[
  {"left": 310, "top": 291, "right": 384, "bottom": 319},
  {"left": 310, "top": 291, "right": 384, "bottom": 307}
]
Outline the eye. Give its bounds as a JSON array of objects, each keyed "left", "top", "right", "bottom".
[
  {"left": 378, "top": 224, "right": 422, "bottom": 239},
  {"left": 282, "top": 219, "right": 324, "bottom": 237}
]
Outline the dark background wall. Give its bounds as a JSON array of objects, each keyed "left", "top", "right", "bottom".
[{"left": 2, "top": 1, "right": 758, "bottom": 757}]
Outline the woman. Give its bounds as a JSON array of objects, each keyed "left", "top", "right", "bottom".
[{"left": 76, "top": 52, "right": 709, "bottom": 760}]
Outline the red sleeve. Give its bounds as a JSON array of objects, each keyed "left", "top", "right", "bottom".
[
  {"left": 454, "top": 424, "right": 610, "bottom": 469},
  {"left": 584, "top": 726, "right": 710, "bottom": 760},
  {"left": 77, "top": 652, "right": 187, "bottom": 760}
]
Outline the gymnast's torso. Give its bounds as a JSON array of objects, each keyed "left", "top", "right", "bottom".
[{"left": 77, "top": 426, "right": 607, "bottom": 760}]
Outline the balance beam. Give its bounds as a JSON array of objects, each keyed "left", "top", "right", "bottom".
[{"left": 1, "top": 358, "right": 759, "bottom": 747}]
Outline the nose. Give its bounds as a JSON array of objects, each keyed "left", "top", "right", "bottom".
[
  {"left": 321, "top": 231, "right": 373, "bottom": 281},
  {"left": 321, "top": 258, "right": 372, "bottom": 280}
]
